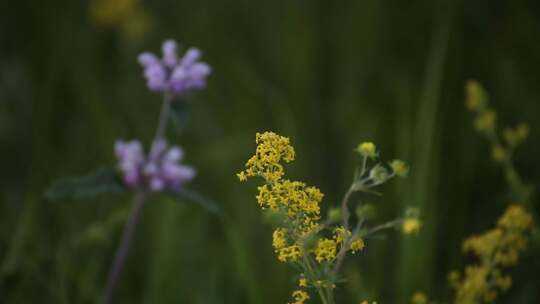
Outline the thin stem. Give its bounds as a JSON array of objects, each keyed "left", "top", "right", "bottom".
[
  {"left": 104, "top": 93, "right": 174, "bottom": 303},
  {"left": 340, "top": 187, "right": 354, "bottom": 231},
  {"left": 103, "top": 191, "right": 147, "bottom": 304},
  {"left": 154, "top": 92, "right": 173, "bottom": 141}
]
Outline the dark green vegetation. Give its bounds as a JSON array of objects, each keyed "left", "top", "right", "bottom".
[{"left": 1, "top": 0, "right": 540, "bottom": 303}]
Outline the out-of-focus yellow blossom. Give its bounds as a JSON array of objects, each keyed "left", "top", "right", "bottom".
[
  {"left": 356, "top": 142, "right": 377, "bottom": 159},
  {"left": 390, "top": 159, "right": 409, "bottom": 177},
  {"left": 465, "top": 80, "right": 486, "bottom": 111},
  {"left": 290, "top": 290, "right": 310, "bottom": 304},
  {"left": 314, "top": 238, "right": 337, "bottom": 263},
  {"left": 450, "top": 205, "right": 533, "bottom": 304},
  {"left": 515, "top": 123, "right": 529, "bottom": 140},
  {"left": 402, "top": 218, "right": 421, "bottom": 235},
  {"left": 491, "top": 144, "right": 506, "bottom": 162},
  {"left": 333, "top": 226, "right": 351, "bottom": 244},
  {"left": 503, "top": 123, "right": 530, "bottom": 147},
  {"left": 299, "top": 277, "right": 308, "bottom": 288},
  {"left": 411, "top": 291, "right": 428, "bottom": 304},
  {"left": 350, "top": 239, "right": 365, "bottom": 253},
  {"left": 474, "top": 109, "right": 496, "bottom": 133},
  {"left": 90, "top": 0, "right": 151, "bottom": 40}
]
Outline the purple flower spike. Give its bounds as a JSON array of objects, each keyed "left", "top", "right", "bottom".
[
  {"left": 138, "top": 39, "right": 211, "bottom": 97},
  {"left": 115, "top": 139, "right": 196, "bottom": 192}
]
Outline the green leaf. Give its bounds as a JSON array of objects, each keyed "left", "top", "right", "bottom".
[
  {"left": 45, "top": 167, "right": 125, "bottom": 201},
  {"left": 169, "top": 99, "right": 191, "bottom": 132},
  {"left": 167, "top": 189, "right": 223, "bottom": 217}
]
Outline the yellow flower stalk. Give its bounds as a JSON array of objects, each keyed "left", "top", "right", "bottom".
[{"left": 238, "top": 132, "right": 412, "bottom": 304}]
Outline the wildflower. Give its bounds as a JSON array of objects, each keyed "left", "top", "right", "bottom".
[
  {"left": 90, "top": 0, "right": 151, "bottom": 40},
  {"left": 515, "top": 123, "right": 529, "bottom": 140},
  {"left": 465, "top": 80, "right": 486, "bottom": 111},
  {"left": 369, "top": 164, "right": 389, "bottom": 184},
  {"left": 333, "top": 226, "right": 351, "bottom": 244},
  {"left": 350, "top": 239, "right": 365, "bottom": 253},
  {"left": 272, "top": 228, "right": 288, "bottom": 250},
  {"left": 402, "top": 218, "right": 421, "bottom": 235},
  {"left": 290, "top": 290, "right": 310, "bottom": 304},
  {"left": 314, "top": 238, "right": 337, "bottom": 263},
  {"left": 411, "top": 291, "right": 428, "bottom": 304},
  {"left": 277, "top": 245, "right": 303, "bottom": 262},
  {"left": 299, "top": 276, "right": 308, "bottom": 287},
  {"left": 390, "top": 159, "right": 409, "bottom": 177},
  {"left": 491, "top": 144, "right": 506, "bottom": 162},
  {"left": 115, "top": 139, "right": 195, "bottom": 191},
  {"left": 356, "top": 142, "right": 377, "bottom": 159},
  {"left": 474, "top": 109, "right": 496, "bottom": 133},
  {"left": 451, "top": 205, "right": 533, "bottom": 303},
  {"left": 138, "top": 39, "right": 211, "bottom": 96},
  {"left": 115, "top": 140, "right": 145, "bottom": 188}
]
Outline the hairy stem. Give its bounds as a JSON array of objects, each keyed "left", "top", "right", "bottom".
[
  {"left": 103, "top": 191, "right": 147, "bottom": 304},
  {"left": 103, "top": 93, "right": 173, "bottom": 303},
  {"left": 154, "top": 92, "right": 173, "bottom": 141},
  {"left": 341, "top": 187, "right": 354, "bottom": 231}
]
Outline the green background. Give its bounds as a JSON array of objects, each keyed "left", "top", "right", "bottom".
[{"left": 1, "top": 0, "right": 540, "bottom": 303}]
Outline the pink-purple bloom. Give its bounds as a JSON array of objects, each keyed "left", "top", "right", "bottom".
[
  {"left": 138, "top": 39, "right": 211, "bottom": 96},
  {"left": 115, "top": 139, "right": 196, "bottom": 192}
]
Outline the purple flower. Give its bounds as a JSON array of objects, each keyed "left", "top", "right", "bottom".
[
  {"left": 115, "top": 139, "right": 196, "bottom": 192},
  {"left": 138, "top": 39, "right": 211, "bottom": 96}
]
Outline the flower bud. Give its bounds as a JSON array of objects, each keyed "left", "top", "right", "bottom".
[
  {"left": 369, "top": 164, "right": 389, "bottom": 184},
  {"left": 356, "top": 203, "right": 376, "bottom": 220},
  {"left": 389, "top": 160, "right": 409, "bottom": 177},
  {"left": 356, "top": 142, "right": 377, "bottom": 159},
  {"left": 327, "top": 207, "right": 342, "bottom": 223}
]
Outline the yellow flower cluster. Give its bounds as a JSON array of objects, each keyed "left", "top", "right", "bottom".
[
  {"left": 465, "top": 80, "right": 530, "bottom": 165},
  {"left": 237, "top": 132, "right": 295, "bottom": 183},
  {"left": 465, "top": 80, "right": 487, "bottom": 111},
  {"left": 289, "top": 290, "right": 309, "bottom": 304},
  {"left": 314, "top": 238, "right": 337, "bottom": 263},
  {"left": 90, "top": 0, "right": 151, "bottom": 40},
  {"left": 239, "top": 132, "right": 370, "bottom": 303},
  {"left": 411, "top": 291, "right": 428, "bottom": 304},
  {"left": 450, "top": 205, "right": 533, "bottom": 304}
]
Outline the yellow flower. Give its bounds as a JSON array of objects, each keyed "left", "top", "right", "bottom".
[
  {"left": 411, "top": 291, "right": 428, "bottom": 304},
  {"left": 474, "top": 109, "right": 496, "bottom": 133},
  {"left": 272, "top": 228, "right": 288, "bottom": 250},
  {"left": 299, "top": 277, "right": 308, "bottom": 287},
  {"left": 350, "top": 239, "right": 365, "bottom": 253},
  {"left": 237, "top": 171, "right": 247, "bottom": 181},
  {"left": 491, "top": 144, "right": 506, "bottom": 162},
  {"left": 465, "top": 80, "right": 486, "bottom": 111},
  {"left": 451, "top": 205, "right": 533, "bottom": 304},
  {"left": 333, "top": 226, "right": 351, "bottom": 244},
  {"left": 515, "top": 123, "right": 529, "bottom": 141},
  {"left": 314, "top": 238, "right": 337, "bottom": 263},
  {"left": 402, "top": 218, "right": 421, "bottom": 235},
  {"left": 356, "top": 142, "right": 377, "bottom": 158},
  {"left": 277, "top": 245, "right": 303, "bottom": 263},
  {"left": 290, "top": 290, "right": 310, "bottom": 304},
  {"left": 390, "top": 160, "right": 409, "bottom": 177}
]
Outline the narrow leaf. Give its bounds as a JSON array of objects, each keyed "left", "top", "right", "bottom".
[{"left": 45, "top": 167, "right": 125, "bottom": 201}]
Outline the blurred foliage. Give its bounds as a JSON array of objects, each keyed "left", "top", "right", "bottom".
[{"left": 1, "top": 0, "right": 540, "bottom": 303}]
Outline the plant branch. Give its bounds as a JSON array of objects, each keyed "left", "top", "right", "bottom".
[{"left": 103, "top": 191, "right": 147, "bottom": 304}]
